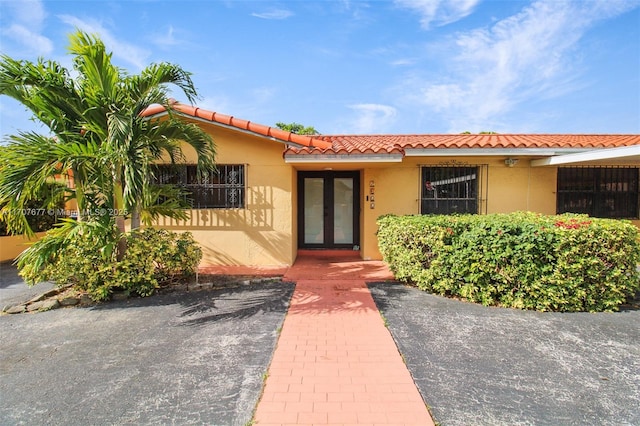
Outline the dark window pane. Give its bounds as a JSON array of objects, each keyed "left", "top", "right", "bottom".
[
  {"left": 421, "top": 166, "right": 479, "bottom": 214},
  {"left": 557, "top": 167, "right": 639, "bottom": 219},
  {"left": 151, "top": 164, "right": 245, "bottom": 209}
]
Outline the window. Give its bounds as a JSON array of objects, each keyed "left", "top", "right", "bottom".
[
  {"left": 153, "top": 164, "right": 245, "bottom": 209},
  {"left": 557, "top": 167, "right": 638, "bottom": 219},
  {"left": 421, "top": 166, "right": 485, "bottom": 214}
]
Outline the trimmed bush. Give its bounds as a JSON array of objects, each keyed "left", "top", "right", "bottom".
[
  {"left": 19, "top": 227, "right": 202, "bottom": 301},
  {"left": 377, "top": 212, "right": 640, "bottom": 312}
]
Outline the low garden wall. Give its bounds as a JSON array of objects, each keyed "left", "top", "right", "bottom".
[
  {"left": 377, "top": 212, "right": 640, "bottom": 312},
  {"left": 0, "top": 233, "right": 45, "bottom": 263}
]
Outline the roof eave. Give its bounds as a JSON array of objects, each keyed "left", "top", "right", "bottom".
[
  {"left": 531, "top": 145, "right": 640, "bottom": 166},
  {"left": 284, "top": 154, "right": 404, "bottom": 164},
  {"left": 404, "top": 147, "right": 591, "bottom": 156},
  {"left": 141, "top": 104, "right": 332, "bottom": 149}
]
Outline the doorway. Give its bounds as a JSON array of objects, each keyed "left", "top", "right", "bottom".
[{"left": 297, "top": 171, "right": 360, "bottom": 249}]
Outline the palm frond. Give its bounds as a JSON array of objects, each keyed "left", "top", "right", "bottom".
[
  {"left": 139, "top": 184, "right": 191, "bottom": 226},
  {"left": 128, "top": 62, "right": 198, "bottom": 110}
]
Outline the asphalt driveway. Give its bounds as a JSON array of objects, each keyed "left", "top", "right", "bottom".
[
  {"left": 0, "top": 261, "right": 55, "bottom": 311},
  {"left": 0, "top": 275, "right": 294, "bottom": 426},
  {"left": 369, "top": 282, "right": 640, "bottom": 426}
]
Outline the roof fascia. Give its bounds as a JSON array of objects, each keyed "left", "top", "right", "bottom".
[
  {"left": 530, "top": 145, "right": 640, "bottom": 167},
  {"left": 404, "top": 148, "right": 590, "bottom": 157},
  {"left": 148, "top": 109, "right": 308, "bottom": 148},
  {"left": 284, "top": 154, "right": 403, "bottom": 163}
]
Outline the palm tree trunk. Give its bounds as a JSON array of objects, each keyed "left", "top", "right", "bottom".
[
  {"left": 130, "top": 207, "right": 141, "bottom": 230},
  {"left": 114, "top": 180, "right": 127, "bottom": 261}
]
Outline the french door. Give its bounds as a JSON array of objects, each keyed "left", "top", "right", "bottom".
[{"left": 297, "top": 171, "right": 360, "bottom": 249}]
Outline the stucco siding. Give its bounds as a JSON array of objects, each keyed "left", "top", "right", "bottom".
[
  {"left": 153, "top": 119, "right": 638, "bottom": 266},
  {"left": 155, "top": 123, "right": 295, "bottom": 267}
]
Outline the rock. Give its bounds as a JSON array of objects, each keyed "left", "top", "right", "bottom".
[
  {"left": 59, "top": 297, "right": 79, "bottom": 306},
  {"left": 27, "top": 288, "right": 64, "bottom": 304},
  {"left": 27, "top": 299, "right": 60, "bottom": 312},
  {"left": 189, "top": 282, "right": 214, "bottom": 290},
  {"left": 5, "top": 304, "right": 27, "bottom": 314}
]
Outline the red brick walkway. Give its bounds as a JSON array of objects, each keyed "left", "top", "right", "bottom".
[{"left": 253, "top": 252, "right": 434, "bottom": 425}]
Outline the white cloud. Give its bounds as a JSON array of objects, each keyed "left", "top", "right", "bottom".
[
  {"left": 251, "top": 9, "right": 294, "bottom": 20},
  {"left": 151, "top": 25, "right": 180, "bottom": 49},
  {"left": 390, "top": 58, "right": 415, "bottom": 66},
  {"left": 2, "top": 24, "right": 53, "bottom": 56},
  {"left": 6, "top": 0, "right": 46, "bottom": 28},
  {"left": 1, "top": 0, "right": 53, "bottom": 55},
  {"left": 58, "top": 14, "right": 151, "bottom": 70},
  {"left": 197, "top": 95, "right": 233, "bottom": 114},
  {"left": 347, "top": 104, "right": 397, "bottom": 134},
  {"left": 395, "top": 0, "right": 480, "bottom": 29},
  {"left": 196, "top": 87, "right": 277, "bottom": 120},
  {"left": 406, "top": 0, "right": 640, "bottom": 132}
]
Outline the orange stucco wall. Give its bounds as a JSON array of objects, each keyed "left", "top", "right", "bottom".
[
  {"left": 317, "top": 157, "right": 635, "bottom": 262},
  {"left": 155, "top": 123, "right": 296, "bottom": 267},
  {"left": 0, "top": 232, "right": 45, "bottom": 262}
]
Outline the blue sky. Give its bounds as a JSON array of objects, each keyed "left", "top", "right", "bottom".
[{"left": 1, "top": 0, "right": 639, "bottom": 137}]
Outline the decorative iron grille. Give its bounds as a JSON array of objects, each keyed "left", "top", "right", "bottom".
[
  {"left": 421, "top": 165, "right": 487, "bottom": 214},
  {"left": 557, "top": 166, "right": 639, "bottom": 219},
  {"left": 153, "top": 164, "right": 245, "bottom": 209}
]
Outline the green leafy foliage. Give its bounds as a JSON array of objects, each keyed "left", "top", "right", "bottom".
[
  {"left": 275, "top": 122, "right": 320, "bottom": 135},
  {"left": 377, "top": 212, "right": 640, "bottom": 312},
  {"left": 0, "top": 181, "right": 67, "bottom": 236},
  {"left": 0, "top": 30, "right": 216, "bottom": 241},
  {"left": 18, "top": 225, "right": 202, "bottom": 301}
]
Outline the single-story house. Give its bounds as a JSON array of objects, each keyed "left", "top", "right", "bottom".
[{"left": 142, "top": 102, "right": 640, "bottom": 268}]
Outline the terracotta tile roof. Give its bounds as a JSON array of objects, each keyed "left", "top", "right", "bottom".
[
  {"left": 141, "top": 102, "right": 333, "bottom": 150},
  {"left": 141, "top": 103, "right": 639, "bottom": 156},
  {"left": 286, "top": 134, "right": 640, "bottom": 156}
]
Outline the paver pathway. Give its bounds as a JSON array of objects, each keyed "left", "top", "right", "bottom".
[{"left": 253, "top": 252, "right": 434, "bottom": 425}]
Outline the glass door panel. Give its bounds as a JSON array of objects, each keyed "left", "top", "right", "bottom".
[
  {"left": 333, "top": 178, "right": 354, "bottom": 244},
  {"left": 298, "top": 171, "right": 359, "bottom": 249},
  {"left": 304, "top": 178, "right": 324, "bottom": 244}
]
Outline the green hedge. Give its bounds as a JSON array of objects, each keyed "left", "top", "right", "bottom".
[
  {"left": 377, "top": 212, "right": 640, "bottom": 312},
  {"left": 19, "top": 227, "right": 202, "bottom": 301}
]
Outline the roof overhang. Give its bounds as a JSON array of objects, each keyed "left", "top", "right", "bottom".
[
  {"left": 404, "top": 148, "right": 589, "bottom": 157},
  {"left": 531, "top": 145, "right": 640, "bottom": 167},
  {"left": 169, "top": 111, "right": 309, "bottom": 148},
  {"left": 284, "top": 153, "right": 404, "bottom": 163},
  {"left": 141, "top": 103, "right": 332, "bottom": 149}
]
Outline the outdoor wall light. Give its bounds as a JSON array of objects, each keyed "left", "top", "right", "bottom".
[
  {"left": 504, "top": 158, "right": 519, "bottom": 167},
  {"left": 369, "top": 180, "right": 375, "bottom": 187}
]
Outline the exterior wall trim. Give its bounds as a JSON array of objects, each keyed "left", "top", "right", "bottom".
[
  {"left": 171, "top": 111, "right": 311, "bottom": 148},
  {"left": 405, "top": 148, "right": 589, "bottom": 157},
  {"left": 531, "top": 145, "right": 640, "bottom": 166},
  {"left": 284, "top": 154, "right": 404, "bottom": 163}
]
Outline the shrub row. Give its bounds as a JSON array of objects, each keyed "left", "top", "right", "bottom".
[
  {"left": 19, "top": 227, "right": 202, "bottom": 301},
  {"left": 377, "top": 212, "right": 640, "bottom": 312}
]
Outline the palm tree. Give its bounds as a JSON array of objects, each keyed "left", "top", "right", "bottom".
[
  {"left": 65, "top": 31, "right": 215, "bottom": 233},
  {"left": 0, "top": 49, "right": 97, "bottom": 234},
  {"left": 0, "top": 30, "right": 215, "bottom": 257}
]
